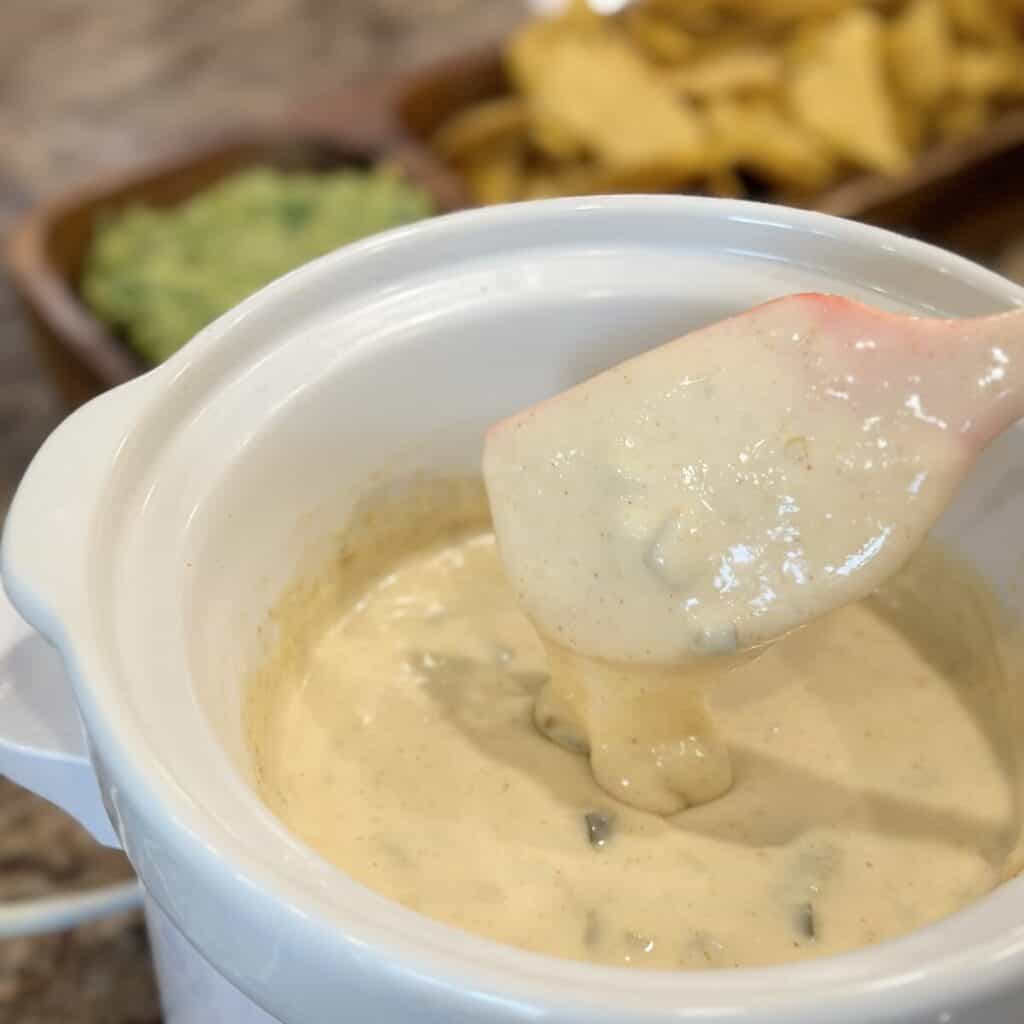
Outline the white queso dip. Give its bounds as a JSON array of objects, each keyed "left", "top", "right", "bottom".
[{"left": 246, "top": 480, "right": 1020, "bottom": 969}]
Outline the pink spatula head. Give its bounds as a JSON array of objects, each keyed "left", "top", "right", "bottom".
[{"left": 484, "top": 293, "right": 1024, "bottom": 666}]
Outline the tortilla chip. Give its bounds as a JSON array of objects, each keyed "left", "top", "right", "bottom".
[
  {"left": 936, "top": 97, "right": 991, "bottom": 139},
  {"left": 708, "top": 96, "right": 837, "bottom": 193},
  {"left": 787, "top": 8, "right": 912, "bottom": 175},
  {"left": 523, "top": 161, "right": 689, "bottom": 200},
  {"left": 953, "top": 46, "right": 1019, "bottom": 99},
  {"left": 887, "top": 0, "right": 953, "bottom": 109},
  {"left": 463, "top": 150, "right": 525, "bottom": 205},
  {"left": 623, "top": 6, "right": 697, "bottom": 64},
  {"left": 665, "top": 47, "right": 783, "bottom": 96},
  {"left": 529, "top": 107, "right": 586, "bottom": 161},
  {"left": 706, "top": 166, "right": 747, "bottom": 197},
  {"left": 432, "top": 97, "right": 528, "bottom": 163},
  {"left": 943, "top": 0, "right": 1008, "bottom": 42},
  {"left": 508, "top": 20, "right": 709, "bottom": 176}
]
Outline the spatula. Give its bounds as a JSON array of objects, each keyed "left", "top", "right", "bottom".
[{"left": 484, "top": 293, "right": 1024, "bottom": 666}]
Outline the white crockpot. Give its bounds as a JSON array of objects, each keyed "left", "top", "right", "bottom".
[{"left": 4, "top": 197, "right": 1024, "bottom": 1024}]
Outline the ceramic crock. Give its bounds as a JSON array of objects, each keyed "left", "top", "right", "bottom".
[{"left": 4, "top": 197, "right": 1024, "bottom": 1023}]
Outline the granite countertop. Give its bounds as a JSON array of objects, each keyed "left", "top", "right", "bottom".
[{"left": 1, "top": 3, "right": 1023, "bottom": 1022}]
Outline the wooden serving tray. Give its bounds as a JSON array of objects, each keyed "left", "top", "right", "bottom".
[
  {"left": 5, "top": 131, "right": 459, "bottom": 409},
  {"left": 382, "top": 47, "right": 1024, "bottom": 257},
  {"left": 8, "top": 47, "right": 1024, "bottom": 409}
]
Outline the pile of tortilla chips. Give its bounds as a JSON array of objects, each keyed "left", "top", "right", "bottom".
[{"left": 431, "top": 0, "right": 1024, "bottom": 204}]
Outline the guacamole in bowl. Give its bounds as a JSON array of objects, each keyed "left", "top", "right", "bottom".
[{"left": 81, "top": 165, "right": 435, "bottom": 364}]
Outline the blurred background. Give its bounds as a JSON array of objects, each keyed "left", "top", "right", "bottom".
[{"left": 1, "top": 0, "right": 1022, "bottom": 1019}]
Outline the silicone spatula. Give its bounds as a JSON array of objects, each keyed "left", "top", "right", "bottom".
[{"left": 484, "top": 293, "right": 1024, "bottom": 665}]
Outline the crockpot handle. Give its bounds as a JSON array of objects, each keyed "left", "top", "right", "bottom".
[
  {"left": 2, "top": 376, "right": 154, "bottom": 627},
  {"left": 1, "top": 378, "right": 155, "bottom": 849},
  {"left": 0, "top": 586, "right": 120, "bottom": 847}
]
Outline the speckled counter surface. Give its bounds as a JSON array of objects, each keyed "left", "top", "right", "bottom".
[
  {"left": 1, "top": 3, "right": 1023, "bottom": 1022},
  {"left": 0, "top": 3, "right": 516, "bottom": 1021}
]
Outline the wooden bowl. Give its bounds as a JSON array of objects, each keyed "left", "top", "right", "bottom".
[
  {"left": 392, "top": 49, "right": 1024, "bottom": 265},
  {"left": 5, "top": 132, "right": 460, "bottom": 409}
]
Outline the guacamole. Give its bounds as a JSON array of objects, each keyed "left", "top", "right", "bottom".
[{"left": 81, "top": 165, "right": 435, "bottom": 364}]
